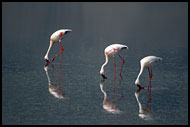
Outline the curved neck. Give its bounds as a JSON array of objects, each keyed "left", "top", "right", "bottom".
[
  {"left": 135, "top": 66, "right": 144, "bottom": 83},
  {"left": 100, "top": 54, "right": 109, "bottom": 74},
  {"left": 44, "top": 40, "right": 53, "bottom": 59}
]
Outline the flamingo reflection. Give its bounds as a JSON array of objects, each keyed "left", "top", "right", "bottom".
[
  {"left": 112, "top": 77, "right": 124, "bottom": 100},
  {"left": 135, "top": 87, "right": 152, "bottom": 120},
  {"left": 44, "top": 64, "right": 69, "bottom": 99},
  {"left": 100, "top": 79, "right": 121, "bottom": 114}
]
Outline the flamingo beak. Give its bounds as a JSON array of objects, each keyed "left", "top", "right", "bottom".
[
  {"left": 65, "top": 29, "right": 72, "bottom": 35},
  {"left": 137, "top": 84, "right": 144, "bottom": 90},
  {"left": 45, "top": 59, "right": 50, "bottom": 66},
  {"left": 101, "top": 74, "right": 107, "bottom": 79}
]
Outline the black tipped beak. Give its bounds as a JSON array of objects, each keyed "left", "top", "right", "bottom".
[
  {"left": 137, "top": 85, "right": 144, "bottom": 90},
  {"left": 45, "top": 59, "right": 50, "bottom": 66},
  {"left": 65, "top": 29, "right": 72, "bottom": 35},
  {"left": 101, "top": 74, "right": 107, "bottom": 79},
  {"left": 121, "top": 47, "right": 127, "bottom": 50}
]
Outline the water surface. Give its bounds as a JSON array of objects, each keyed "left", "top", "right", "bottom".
[{"left": 2, "top": 2, "right": 188, "bottom": 125}]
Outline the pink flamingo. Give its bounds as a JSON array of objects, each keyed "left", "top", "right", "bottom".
[
  {"left": 135, "top": 56, "right": 162, "bottom": 89},
  {"left": 44, "top": 29, "right": 72, "bottom": 65},
  {"left": 100, "top": 44, "right": 128, "bottom": 79}
]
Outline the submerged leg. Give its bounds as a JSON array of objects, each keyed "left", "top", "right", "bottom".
[{"left": 118, "top": 55, "right": 125, "bottom": 79}]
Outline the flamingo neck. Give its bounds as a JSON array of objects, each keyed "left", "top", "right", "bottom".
[
  {"left": 135, "top": 66, "right": 144, "bottom": 84},
  {"left": 44, "top": 40, "right": 53, "bottom": 60},
  {"left": 100, "top": 54, "right": 109, "bottom": 74}
]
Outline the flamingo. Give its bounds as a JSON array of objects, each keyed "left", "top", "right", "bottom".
[
  {"left": 135, "top": 56, "right": 162, "bottom": 89},
  {"left": 100, "top": 44, "right": 128, "bottom": 79},
  {"left": 44, "top": 29, "right": 72, "bottom": 66}
]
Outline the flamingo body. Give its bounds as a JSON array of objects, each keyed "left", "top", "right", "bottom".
[
  {"left": 44, "top": 29, "right": 72, "bottom": 64},
  {"left": 135, "top": 56, "right": 162, "bottom": 87},
  {"left": 100, "top": 44, "right": 128, "bottom": 79},
  {"left": 104, "top": 44, "right": 128, "bottom": 56}
]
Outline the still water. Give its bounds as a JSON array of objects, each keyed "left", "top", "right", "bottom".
[{"left": 2, "top": 2, "right": 188, "bottom": 125}]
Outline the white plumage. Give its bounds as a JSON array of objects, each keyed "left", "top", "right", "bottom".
[
  {"left": 100, "top": 44, "right": 128, "bottom": 79},
  {"left": 135, "top": 56, "right": 162, "bottom": 88},
  {"left": 44, "top": 29, "right": 72, "bottom": 65}
]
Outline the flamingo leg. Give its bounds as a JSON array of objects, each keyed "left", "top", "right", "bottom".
[
  {"left": 118, "top": 55, "right": 125, "bottom": 79},
  {"left": 50, "top": 42, "right": 64, "bottom": 63},
  {"left": 147, "top": 68, "right": 152, "bottom": 103},
  {"left": 51, "top": 50, "right": 62, "bottom": 62},
  {"left": 59, "top": 48, "right": 63, "bottom": 64},
  {"left": 147, "top": 67, "right": 152, "bottom": 90},
  {"left": 59, "top": 41, "right": 64, "bottom": 64},
  {"left": 59, "top": 41, "right": 64, "bottom": 51}
]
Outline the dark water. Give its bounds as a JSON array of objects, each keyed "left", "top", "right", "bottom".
[{"left": 2, "top": 2, "right": 188, "bottom": 125}]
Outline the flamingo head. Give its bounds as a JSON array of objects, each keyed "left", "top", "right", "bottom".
[
  {"left": 135, "top": 79, "right": 140, "bottom": 85},
  {"left": 101, "top": 74, "right": 107, "bottom": 79},
  {"left": 100, "top": 69, "right": 107, "bottom": 79},
  {"left": 44, "top": 58, "right": 50, "bottom": 66},
  {"left": 135, "top": 80, "right": 144, "bottom": 89},
  {"left": 59, "top": 29, "right": 72, "bottom": 39},
  {"left": 137, "top": 85, "right": 144, "bottom": 90},
  {"left": 63, "top": 29, "right": 72, "bottom": 36},
  {"left": 158, "top": 57, "right": 163, "bottom": 61}
]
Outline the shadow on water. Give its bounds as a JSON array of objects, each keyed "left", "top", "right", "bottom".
[
  {"left": 99, "top": 78, "right": 125, "bottom": 114},
  {"left": 44, "top": 54, "right": 69, "bottom": 99},
  {"left": 135, "top": 87, "right": 152, "bottom": 121}
]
